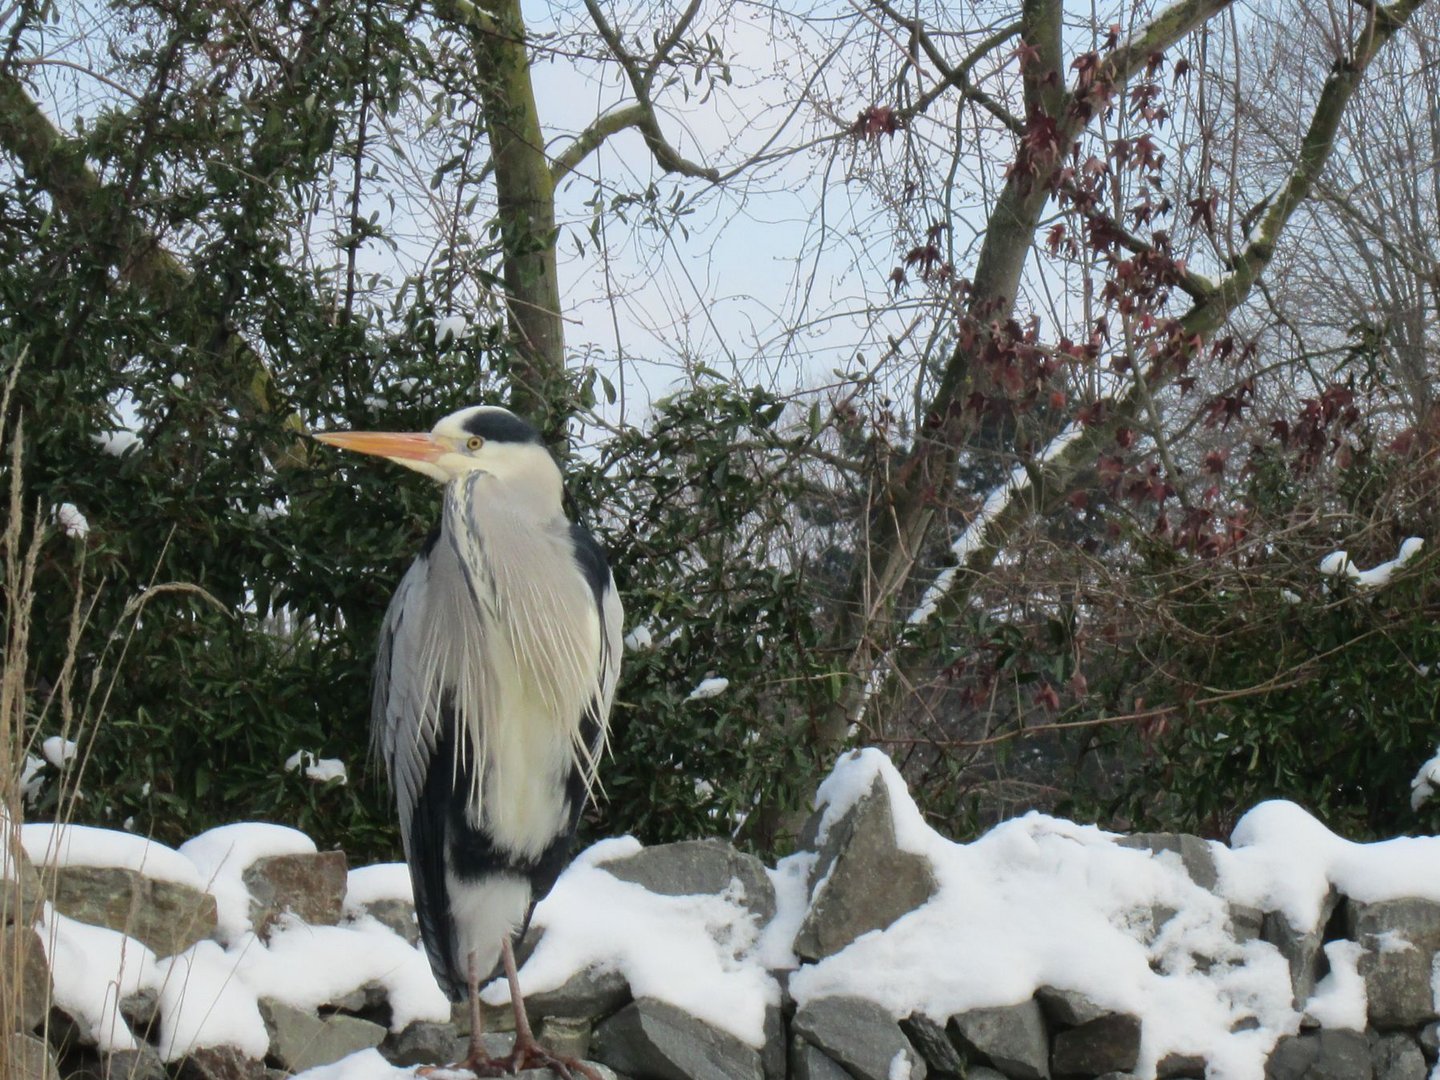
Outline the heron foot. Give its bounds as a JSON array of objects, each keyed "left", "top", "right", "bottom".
[{"left": 506, "top": 1033, "right": 603, "bottom": 1080}]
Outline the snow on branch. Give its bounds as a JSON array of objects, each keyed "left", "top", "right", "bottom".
[{"left": 1318, "top": 537, "right": 1423, "bottom": 591}]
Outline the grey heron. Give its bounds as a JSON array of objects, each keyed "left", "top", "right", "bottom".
[{"left": 316, "top": 405, "right": 622, "bottom": 1077}]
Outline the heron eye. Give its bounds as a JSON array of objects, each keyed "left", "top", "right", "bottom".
[{"left": 466, "top": 436, "right": 484, "bottom": 451}]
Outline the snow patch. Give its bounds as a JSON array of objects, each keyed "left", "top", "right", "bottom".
[
  {"left": 41, "top": 735, "right": 78, "bottom": 767},
  {"left": 1319, "top": 536, "right": 1423, "bottom": 590},
  {"left": 284, "top": 750, "right": 348, "bottom": 785},
  {"left": 686, "top": 676, "right": 730, "bottom": 701},
  {"left": 22, "top": 823, "right": 204, "bottom": 889},
  {"left": 55, "top": 503, "right": 89, "bottom": 538},
  {"left": 435, "top": 315, "right": 468, "bottom": 346},
  {"left": 179, "top": 823, "right": 317, "bottom": 941}
]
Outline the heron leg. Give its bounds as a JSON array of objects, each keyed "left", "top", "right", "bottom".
[
  {"left": 466, "top": 952, "right": 486, "bottom": 1065},
  {"left": 500, "top": 937, "right": 602, "bottom": 1080}
]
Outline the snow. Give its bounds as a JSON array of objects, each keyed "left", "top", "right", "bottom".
[
  {"left": 481, "top": 836, "right": 779, "bottom": 1048},
  {"left": 284, "top": 750, "right": 348, "bottom": 785},
  {"left": 1413, "top": 747, "right": 1440, "bottom": 810},
  {"left": 55, "top": 503, "right": 89, "bottom": 538},
  {"left": 344, "top": 862, "right": 413, "bottom": 908},
  {"left": 25, "top": 747, "right": 1440, "bottom": 1080},
  {"left": 1318, "top": 536, "right": 1423, "bottom": 589},
  {"left": 435, "top": 315, "right": 468, "bottom": 346},
  {"left": 178, "top": 823, "right": 318, "bottom": 940},
  {"left": 291, "top": 1049, "right": 414, "bottom": 1080},
  {"left": 41, "top": 735, "right": 78, "bottom": 767},
  {"left": 22, "top": 823, "right": 204, "bottom": 889},
  {"left": 686, "top": 676, "right": 730, "bottom": 701},
  {"left": 908, "top": 424, "right": 1084, "bottom": 628},
  {"left": 38, "top": 911, "right": 160, "bottom": 1052},
  {"left": 1301, "top": 940, "right": 1366, "bottom": 1030},
  {"left": 622, "top": 623, "right": 654, "bottom": 651},
  {"left": 20, "top": 753, "right": 46, "bottom": 801}
]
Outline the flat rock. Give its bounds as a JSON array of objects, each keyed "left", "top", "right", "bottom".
[
  {"left": 92, "top": 1047, "right": 168, "bottom": 1080},
  {"left": 174, "top": 1046, "right": 270, "bottom": 1080},
  {"left": 3, "top": 839, "right": 43, "bottom": 926},
  {"left": 789, "top": 1038, "right": 853, "bottom": 1080},
  {"left": 1370, "top": 1032, "right": 1427, "bottom": 1080},
  {"left": 1265, "top": 1030, "right": 1372, "bottom": 1080},
  {"left": 1035, "top": 987, "right": 1110, "bottom": 1028},
  {"left": 794, "top": 774, "right": 938, "bottom": 962},
  {"left": 598, "top": 839, "right": 776, "bottom": 925},
  {"left": 380, "top": 1021, "right": 466, "bottom": 1066},
  {"left": 10, "top": 1033, "right": 58, "bottom": 1080},
  {"left": 1347, "top": 898, "right": 1440, "bottom": 1028},
  {"left": 1050, "top": 1014, "right": 1141, "bottom": 1077},
  {"left": 947, "top": 999, "right": 1050, "bottom": 1079},
  {"left": 1115, "top": 833, "right": 1218, "bottom": 891},
  {"left": 592, "top": 997, "right": 762, "bottom": 1080},
  {"left": 525, "top": 962, "right": 631, "bottom": 1020},
  {"left": 244, "top": 851, "right": 347, "bottom": 938},
  {"left": 353, "top": 896, "right": 420, "bottom": 945},
  {"left": 1156, "top": 1051, "right": 1208, "bottom": 1078},
  {"left": 6, "top": 925, "right": 52, "bottom": 1032},
  {"left": 259, "top": 998, "right": 385, "bottom": 1072},
  {"left": 792, "top": 996, "right": 926, "bottom": 1080},
  {"left": 48, "top": 866, "right": 216, "bottom": 957}
]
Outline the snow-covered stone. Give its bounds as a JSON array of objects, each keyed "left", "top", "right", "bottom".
[
  {"left": 47, "top": 865, "right": 217, "bottom": 956},
  {"left": 1348, "top": 897, "right": 1440, "bottom": 1028},
  {"left": 793, "top": 772, "right": 937, "bottom": 962},
  {"left": 597, "top": 837, "right": 776, "bottom": 925}
]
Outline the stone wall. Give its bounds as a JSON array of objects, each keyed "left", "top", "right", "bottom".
[{"left": 6, "top": 750, "right": 1440, "bottom": 1080}]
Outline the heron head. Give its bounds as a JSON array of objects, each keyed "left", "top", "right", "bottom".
[{"left": 315, "top": 405, "right": 562, "bottom": 507}]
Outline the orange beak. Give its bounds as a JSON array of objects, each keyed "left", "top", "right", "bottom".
[{"left": 312, "top": 430, "right": 446, "bottom": 464}]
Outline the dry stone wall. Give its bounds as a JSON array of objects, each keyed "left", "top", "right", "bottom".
[{"left": 6, "top": 757, "right": 1440, "bottom": 1080}]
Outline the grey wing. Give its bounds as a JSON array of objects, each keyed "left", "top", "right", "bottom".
[{"left": 371, "top": 549, "right": 466, "bottom": 996}]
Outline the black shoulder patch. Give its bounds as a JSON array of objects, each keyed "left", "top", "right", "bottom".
[
  {"left": 461, "top": 408, "right": 542, "bottom": 444},
  {"left": 568, "top": 521, "right": 611, "bottom": 607}
]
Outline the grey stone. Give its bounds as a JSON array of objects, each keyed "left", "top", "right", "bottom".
[
  {"left": 947, "top": 999, "right": 1050, "bottom": 1080},
  {"left": 1371, "top": 1033, "right": 1427, "bottom": 1080},
  {"left": 792, "top": 996, "right": 926, "bottom": 1080},
  {"left": 1419, "top": 1020, "right": 1439, "bottom": 1061},
  {"left": 1262, "top": 890, "right": 1338, "bottom": 1010},
  {"left": 354, "top": 897, "right": 420, "bottom": 946},
  {"left": 591, "top": 998, "right": 763, "bottom": 1080},
  {"left": 119, "top": 988, "right": 159, "bottom": 1037},
  {"left": 789, "top": 1038, "right": 853, "bottom": 1080},
  {"left": 243, "top": 850, "right": 347, "bottom": 939},
  {"left": 899, "top": 1014, "right": 968, "bottom": 1075},
  {"left": 1051, "top": 1014, "right": 1141, "bottom": 1077},
  {"left": 761, "top": 1003, "right": 786, "bottom": 1080},
  {"left": 94, "top": 1047, "right": 168, "bottom": 1080},
  {"left": 47, "top": 866, "right": 217, "bottom": 957},
  {"left": 1035, "top": 986, "right": 1110, "bottom": 1028},
  {"left": 525, "top": 962, "right": 632, "bottom": 1020},
  {"left": 794, "top": 773, "right": 939, "bottom": 962},
  {"left": 174, "top": 1046, "right": 270, "bottom": 1080},
  {"left": 1115, "top": 833, "right": 1219, "bottom": 891},
  {"left": 1230, "top": 904, "right": 1265, "bottom": 944},
  {"left": 2, "top": 840, "right": 43, "bottom": 927},
  {"left": 1157, "top": 1051, "right": 1208, "bottom": 1078},
  {"left": 8, "top": 1033, "right": 58, "bottom": 1080},
  {"left": 259, "top": 998, "right": 385, "bottom": 1072},
  {"left": 1348, "top": 897, "right": 1440, "bottom": 1028},
  {"left": 598, "top": 839, "right": 776, "bottom": 925},
  {"left": 5, "top": 926, "right": 52, "bottom": 1032},
  {"left": 1265, "top": 1030, "right": 1373, "bottom": 1080},
  {"left": 538, "top": 1016, "right": 592, "bottom": 1061},
  {"left": 380, "top": 1021, "right": 467, "bottom": 1067}
]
